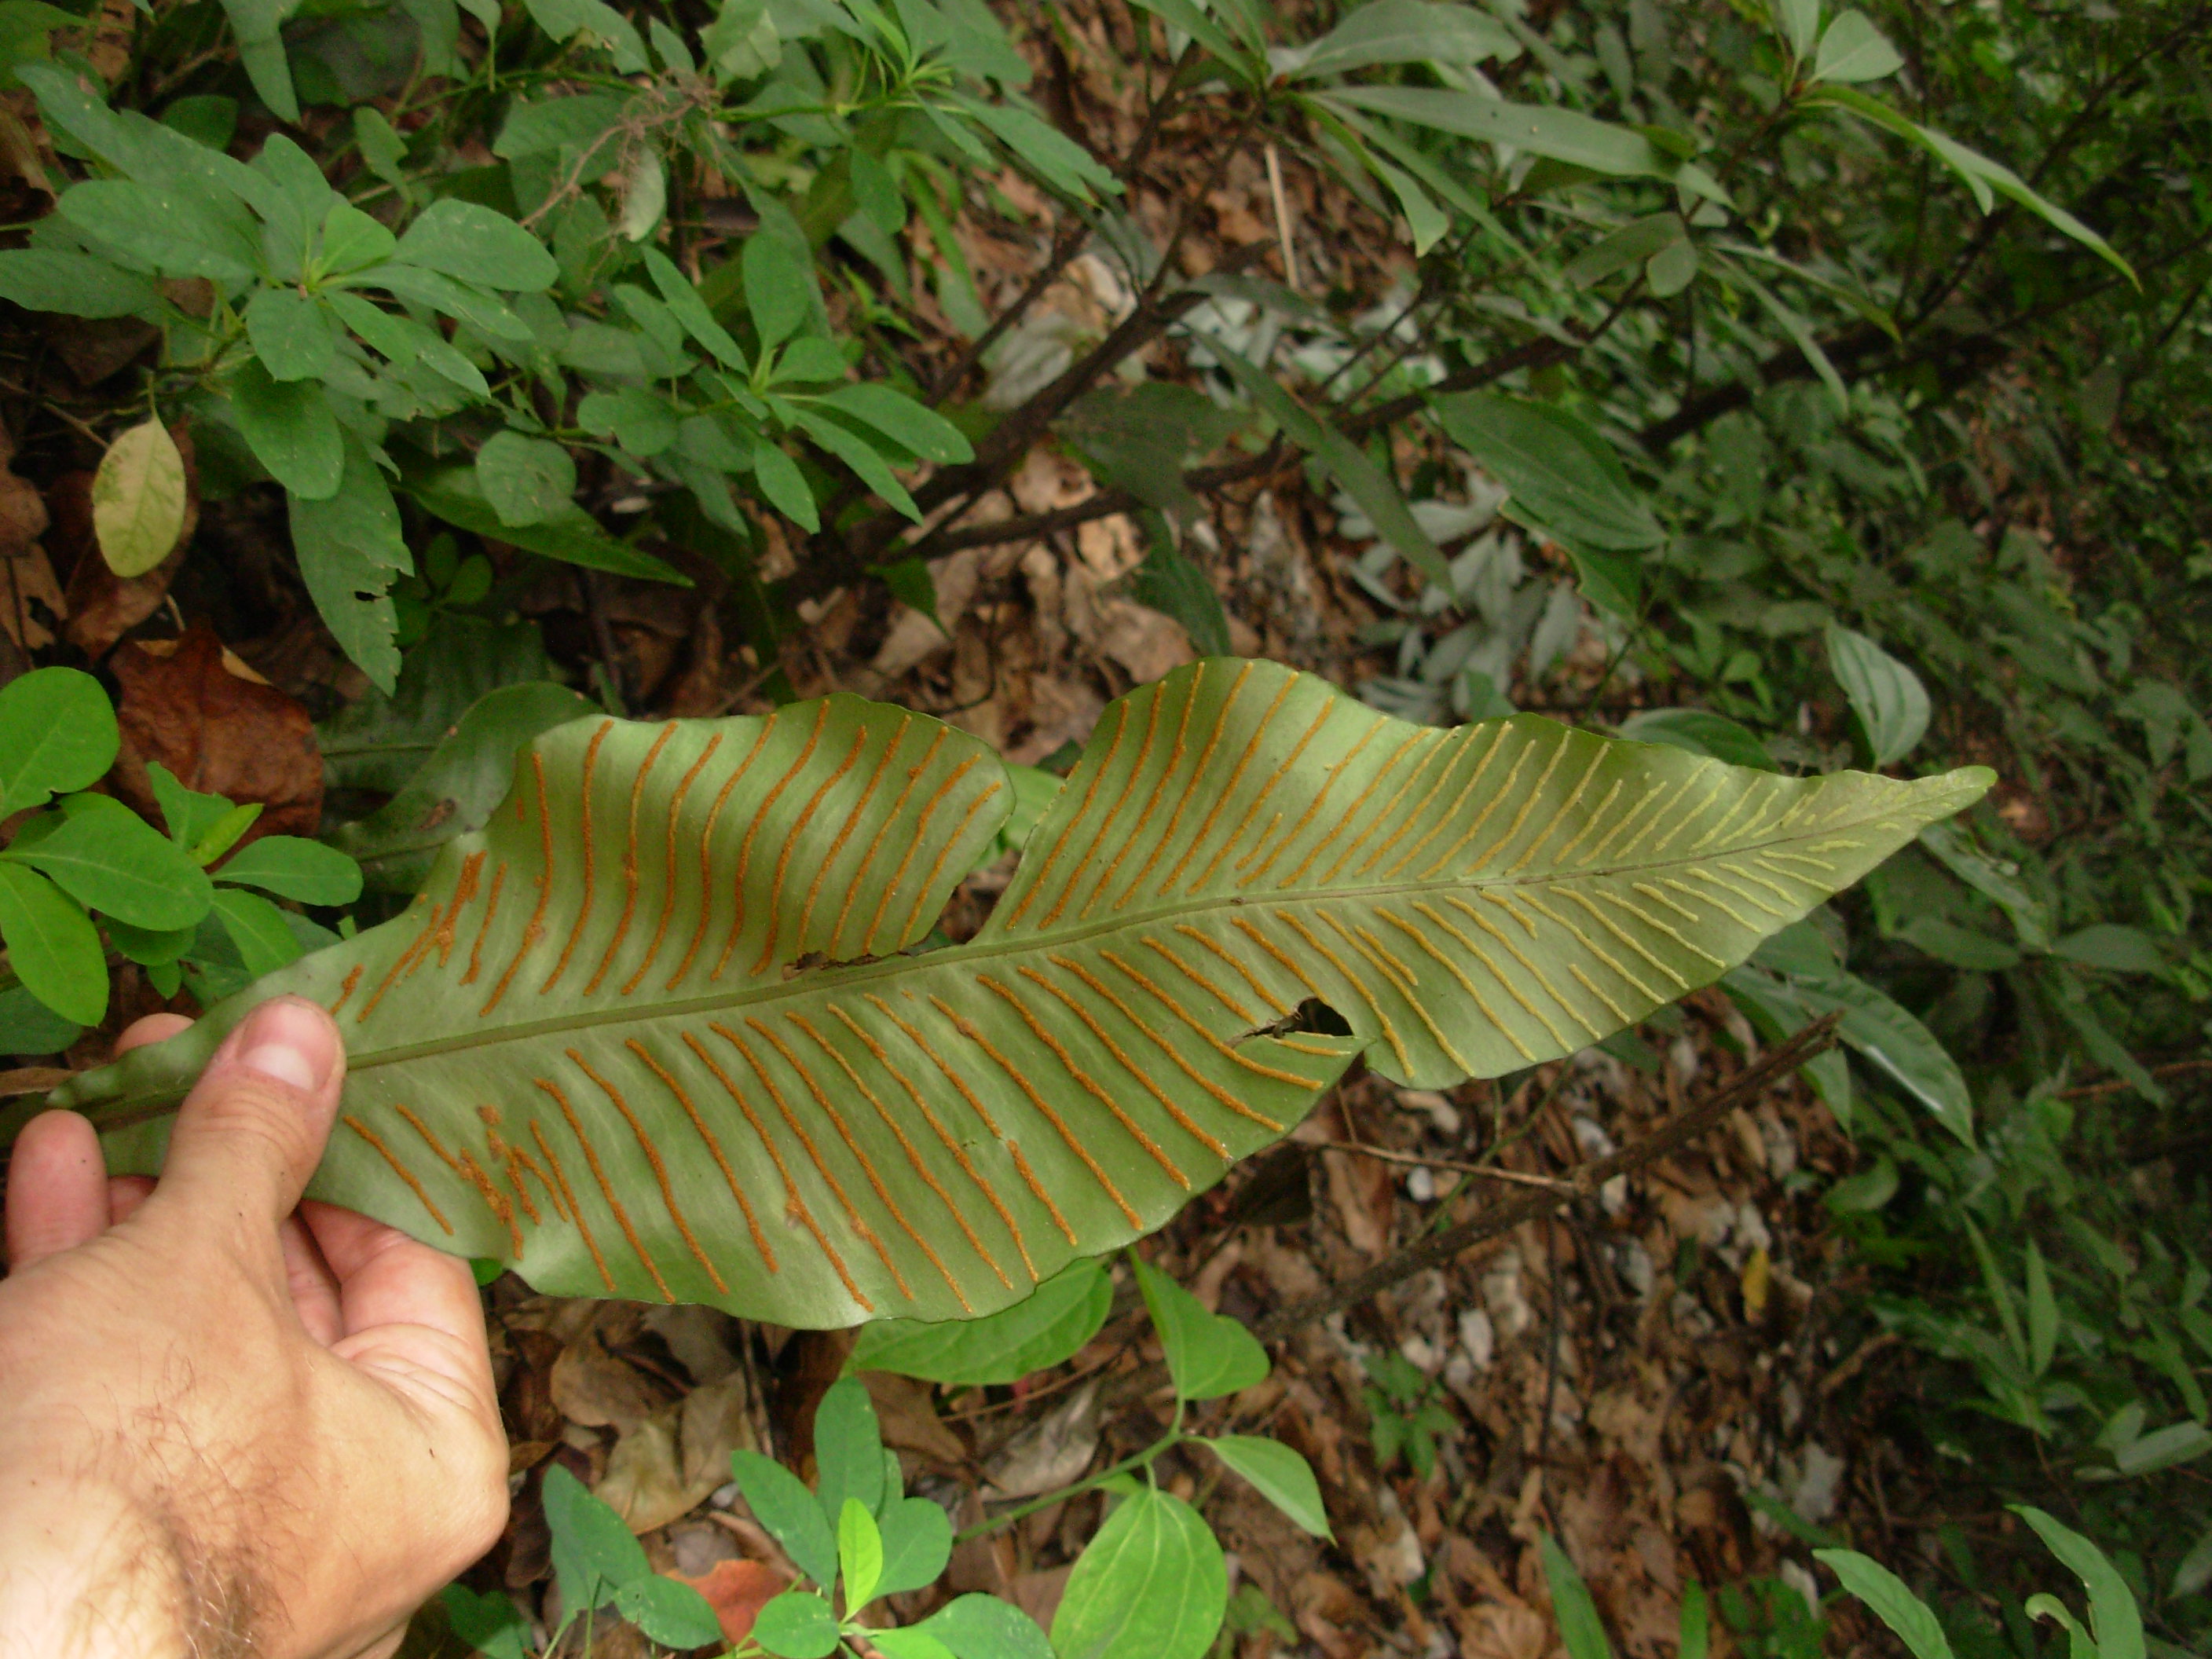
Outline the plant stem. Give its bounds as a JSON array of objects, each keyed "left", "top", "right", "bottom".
[{"left": 951, "top": 1431, "right": 1183, "bottom": 1545}]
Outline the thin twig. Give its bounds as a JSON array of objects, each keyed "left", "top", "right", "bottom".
[
  {"left": 1252, "top": 1016, "right": 1841, "bottom": 1341},
  {"left": 1264, "top": 141, "right": 1298, "bottom": 292},
  {"left": 1310, "top": 1140, "right": 1575, "bottom": 1192}
]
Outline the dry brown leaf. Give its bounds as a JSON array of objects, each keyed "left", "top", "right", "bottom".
[
  {"left": 0, "top": 1067, "right": 71, "bottom": 1097},
  {"left": 596, "top": 1373, "right": 752, "bottom": 1533},
  {"left": 982, "top": 1378, "right": 1099, "bottom": 1499},
  {"left": 860, "top": 1372, "right": 966, "bottom": 1467},
  {"left": 1321, "top": 1145, "right": 1395, "bottom": 1257},
  {"left": 672, "top": 1558, "right": 786, "bottom": 1645},
  {"left": 551, "top": 1317, "right": 677, "bottom": 1434},
  {"left": 109, "top": 625, "right": 321, "bottom": 843},
  {"left": 0, "top": 544, "right": 65, "bottom": 651}
]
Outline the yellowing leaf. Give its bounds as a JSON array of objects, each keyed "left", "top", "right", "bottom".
[{"left": 92, "top": 419, "right": 188, "bottom": 578}]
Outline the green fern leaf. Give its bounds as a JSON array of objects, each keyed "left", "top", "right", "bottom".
[{"left": 19, "top": 661, "right": 1989, "bottom": 1325}]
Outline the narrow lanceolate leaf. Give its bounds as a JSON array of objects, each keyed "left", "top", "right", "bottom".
[{"left": 27, "top": 662, "right": 1989, "bottom": 1327}]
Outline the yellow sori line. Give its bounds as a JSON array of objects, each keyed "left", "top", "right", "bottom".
[{"left": 1376, "top": 905, "right": 1536, "bottom": 1063}]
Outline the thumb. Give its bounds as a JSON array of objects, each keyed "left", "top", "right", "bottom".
[{"left": 153, "top": 996, "right": 346, "bottom": 1229}]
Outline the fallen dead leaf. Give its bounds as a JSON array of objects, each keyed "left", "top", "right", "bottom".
[
  {"left": 861, "top": 1371, "right": 967, "bottom": 1467},
  {"left": 1322, "top": 1145, "right": 1395, "bottom": 1258},
  {"left": 982, "top": 1378, "right": 1100, "bottom": 1500},
  {"left": 672, "top": 1558, "right": 786, "bottom": 1645},
  {"left": 0, "top": 1067, "right": 71, "bottom": 1096},
  {"left": 109, "top": 625, "right": 321, "bottom": 842},
  {"left": 551, "top": 1314, "right": 678, "bottom": 1435}
]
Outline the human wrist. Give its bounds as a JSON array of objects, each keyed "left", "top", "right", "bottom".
[{"left": 0, "top": 1466, "right": 192, "bottom": 1657}]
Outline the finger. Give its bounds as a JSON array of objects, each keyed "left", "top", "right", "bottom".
[
  {"left": 149, "top": 997, "right": 345, "bottom": 1232},
  {"left": 303, "top": 1203, "right": 491, "bottom": 1373},
  {"left": 5, "top": 1111, "right": 108, "bottom": 1269},
  {"left": 107, "top": 1175, "right": 154, "bottom": 1226},
  {"left": 115, "top": 1012, "right": 193, "bottom": 1057},
  {"left": 279, "top": 1213, "right": 345, "bottom": 1346}
]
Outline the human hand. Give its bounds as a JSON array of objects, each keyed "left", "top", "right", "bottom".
[{"left": 0, "top": 995, "right": 509, "bottom": 1659}]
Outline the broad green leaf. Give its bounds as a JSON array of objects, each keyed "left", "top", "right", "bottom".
[
  {"left": 874, "top": 1496, "right": 953, "bottom": 1598},
  {"left": 1808, "top": 86, "right": 2133, "bottom": 282},
  {"left": 404, "top": 465, "right": 690, "bottom": 584},
  {"left": 320, "top": 202, "right": 397, "bottom": 276},
  {"left": 2013, "top": 1507, "right": 2146, "bottom": 1659},
  {"left": 730, "top": 1450, "right": 838, "bottom": 1588},
  {"left": 1771, "top": 0, "right": 1818, "bottom": 58},
  {"left": 1053, "top": 1488, "right": 1225, "bottom": 1659},
  {"left": 437, "top": 1584, "right": 530, "bottom": 1659},
  {"left": 494, "top": 92, "right": 628, "bottom": 159},
  {"left": 2111, "top": 1421, "right": 2212, "bottom": 1478},
  {"left": 613, "top": 1575, "right": 725, "bottom": 1647},
  {"left": 147, "top": 762, "right": 237, "bottom": 852},
  {"left": 745, "top": 232, "right": 815, "bottom": 350},
  {"left": 794, "top": 408, "right": 920, "bottom": 519},
  {"left": 1811, "top": 11, "right": 1903, "bottom": 83},
  {"left": 360, "top": 262, "right": 533, "bottom": 342},
  {"left": 394, "top": 198, "right": 558, "bottom": 291},
  {"left": 1204, "top": 336, "right": 1449, "bottom": 587},
  {"left": 916, "top": 1595, "right": 1056, "bottom": 1659},
  {"left": 36, "top": 661, "right": 1987, "bottom": 1325},
  {"left": 1122, "top": 0, "right": 1251, "bottom": 77},
  {"left": 1277, "top": 0, "right": 1518, "bottom": 79},
  {"left": 755, "top": 1590, "right": 841, "bottom": 1659},
  {"left": 214, "top": 837, "right": 362, "bottom": 906},
  {"left": 1134, "top": 1255, "right": 1268, "bottom": 1401},
  {"left": 542, "top": 1462, "right": 649, "bottom": 1611},
  {"left": 2172, "top": 1525, "right": 2212, "bottom": 1600},
  {"left": 231, "top": 358, "right": 342, "bottom": 500},
  {"left": 1826, "top": 624, "right": 1930, "bottom": 767},
  {"left": 325, "top": 681, "right": 595, "bottom": 893},
  {"left": 1430, "top": 394, "right": 1663, "bottom": 551},
  {"left": 815, "top": 1376, "right": 885, "bottom": 1525},
  {"left": 475, "top": 432, "right": 577, "bottom": 528},
  {"left": 2050, "top": 924, "right": 2166, "bottom": 974},
  {"left": 1204, "top": 1436, "right": 1330, "bottom": 1537},
  {"left": 218, "top": 0, "right": 301, "bottom": 120},
  {"left": 839, "top": 1497, "right": 884, "bottom": 1608},
  {"left": 1539, "top": 1533, "right": 1613, "bottom": 1659},
  {"left": 317, "top": 614, "right": 561, "bottom": 794},
  {"left": 2023, "top": 1239, "right": 2056, "bottom": 1375},
  {"left": 325, "top": 291, "right": 489, "bottom": 398},
  {"left": 92, "top": 419, "right": 189, "bottom": 578},
  {"left": 57, "top": 178, "right": 258, "bottom": 282},
  {"left": 849, "top": 1255, "right": 1111, "bottom": 1386},
  {"left": 1563, "top": 214, "right": 1686, "bottom": 290},
  {"left": 3, "top": 807, "right": 211, "bottom": 928},
  {"left": 1823, "top": 1156, "right": 1897, "bottom": 1213},
  {"left": 751, "top": 438, "right": 822, "bottom": 530},
  {"left": 1917, "top": 822, "right": 2052, "bottom": 950},
  {"left": 951, "top": 97, "right": 1119, "bottom": 201},
  {"left": 0, "top": 863, "right": 104, "bottom": 1026},
  {"left": 1330, "top": 87, "right": 1686, "bottom": 182},
  {"left": 1614, "top": 709, "right": 1775, "bottom": 772},
  {"left": 0, "top": 982, "right": 82, "bottom": 1054},
  {"left": 291, "top": 438, "right": 412, "bottom": 692},
  {"left": 0, "top": 668, "right": 118, "bottom": 816},
  {"left": 212, "top": 887, "right": 306, "bottom": 978},
  {"left": 244, "top": 287, "right": 335, "bottom": 382},
  {"left": 819, "top": 384, "right": 975, "bottom": 465},
  {"left": 1815, "top": 1551, "right": 1954, "bottom": 1659},
  {"left": 642, "top": 246, "right": 748, "bottom": 371},
  {"left": 1679, "top": 1584, "right": 1709, "bottom": 1659},
  {"left": 1129, "top": 527, "right": 1231, "bottom": 658},
  {"left": 0, "top": 249, "right": 157, "bottom": 317}
]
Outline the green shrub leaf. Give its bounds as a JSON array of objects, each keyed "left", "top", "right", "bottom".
[
  {"left": 394, "top": 198, "right": 558, "bottom": 291},
  {"left": 4, "top": 805, "right": 212, "bottom": 928},
  {"left": 1203, "top": 1436, "right": 1330, "bottom": 1537},
  {"left": 0, "top": 863, "right": 105, "bottom": 1025},
  {"left": 754, "top": 1590, "right": 842, "bottom": 1659},
  {"left": 850, "top": 1255, "right": 1111, "bottom": 1385},
  {"left": 0, "top": 668, "right": 119, "bottom": 816},
  {"left": 1134, "top": 1256, "right": 1269, "bottom": 1401},
  {"left": 1052, "top": 1488, "right": 1226, "bottom": 1659}
]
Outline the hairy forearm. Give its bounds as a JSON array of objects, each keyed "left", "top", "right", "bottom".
[{"left": 0, "top": 1469, "right": 198, "bottom": 1657}]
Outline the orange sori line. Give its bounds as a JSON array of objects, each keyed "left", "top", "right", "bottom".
[
  {"left": 623, "top": 731, "right": 723, "bottom": 996},
  {"left": 1013, "top": 701, "right": 1126, "bottom": 932},
  {"left": 588, "top": 723, "right": 676, "bottom": 996},
  {"left": 833, "top": 727, "right": 945, "bottom": 958},
  {"left": 533, "top": 1075, "right": 673, "bottom": 1302},
  {"left": 1342, "top": 730, "right": 1462, "bottom": 881},
  {"left": 390, "top": 1102, "right": 461, "bottom": 1174},
  {"left": 462, "top": 863, "right": 507, "bottom": 987},
  {"left": 1170, "top": 923, "right": 1290, "bottom": 1017},
  {"left": 1417, "top": 733, "right": 1537, "bottom": 880},
  {"left": 1086, "top": 668, "right": 1203, "bottom": 921},
  {"left": 1047, "top": 954, "right": 1287, "bottom": 1131},
  {"left": 928, "top": 994, "right": 1143, "bottom": 1228},
  {"left": 796, "top": 718, "right": 908, "bottom": 955},
  {"left": 341, "top": 1115, "right": 452, "bottom": 1234},
  {"left": 1222, "top": 915, "right": 1324, "bottom": 1003},
  {"left": 1274, "top": 1035, "right": 1351, "bottom": 1056},
  {"left": 500, "top": 1145, "right": 543, "bottom": 1226},
  {"left": 756, "top": 1016, "right": 965, "bottom": 1310},
  {"left": 1071, "top": 682, "right": 1165, "bottom": 924},
  {"left": 1276, "top": 909, "right": 1412, "bottom": 1075},
  {"left": 824, "top": 1001, "right": 1028, "bottom": 1283},
  {"left": 1189, "top": 698, "right": 1334, "bottom": 893},
  {"left": 679, "top": 1029, "right": 864, "bottom": 1307},
  {"left": 893, "top": 779, "right": 1003, "bottom": 945},
  {"left": 715, "top": 1020, "right": 909, "bottom": 1300},
  {"left": 433, "top": 852, "right": 487, "bottom": 969},
  {"left": 482, "top": 752, "right": 555, "bottom": 1015},
  {"left": 750, "top": 725, "right": 869, "bottom": 977},
  {"left": 507, "top": 1143, "right": 566, "bottom": 1223},
  {"left": 568, "top": 1048, "right": 726, "bottom": 1294},
  {"left": 1238, "top": 719, "right": 1383, "bottom": 887},
  {"left": 1379, "top": 724, "right": 1508, "bottom": 881},
  {"left": 529, "top": 1118, "right": 612, "bottom": 1291},
  {"left": 1101, "top": 944, "right": 1328, "bottom": 1090},
  {"left": 859, "top": 993, "right": 1068, "bottom": 1255},
  {"left": 356, "top": 906, "right": 438, "bottom": 1025},
  {"left": 1285, "top": 728, "right": 1427, "bottom": 888},
  {"left": 404, "top": 881, "right": 473, "bottom": 985},
  {"left": 1162, "top": 666, "right": 1287, "bottom": 895},
  {"left": 455, "top": 1147, "right": 523, "bottom": 1257},
  {"left": 1013, "top": 967, "right": 1228, "bottom": 1157},
  {"left": 1321, "top": 730, "right": 1452, "bottom": 885},
  {"left": 862, "top": 753, "right": 982, "bottom": 954},
  {"left": 542, "top": 720, "right": 616, "bottom": 995},
  {"left": 1139, "top": 934, "right": 1259, "bottom": 1024},
  {"left": 626, "top": 1038, "right": 775, "bottom": 1272},
  {"left": 668, "top": 724, "right": 775, "bottom": 991},
  {"left": 1459, "top": 730, "right": 1573, "bottom": 875},
  {"left": 712, "top": 704, "right": 830, "bottom": 982},
  {"left": 976, "top": 973, "right": 1190, "bottom": 1188},
  {"left": 328, "top": 965, "right": 363, "bottom": 1017},
  {"left": 1116, "top": 661, "right": 1251, "bottom": 911},
  {"left": 1324, "top": 909, "right": 1473, "bottom": 1074}
]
